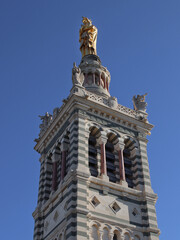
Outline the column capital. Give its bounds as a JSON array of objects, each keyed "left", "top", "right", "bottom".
[
  {"left": 60, "top": 138, "right": 69, "bottom": 151},
  {"left": 115, "top": 139, "right": 125, "bottom": 151},
  {"left": 52, "top": 149, "right": 60, "bottom": 162},
  {"left": 97, "top": 132, "right": 107, "bottom": 145}
]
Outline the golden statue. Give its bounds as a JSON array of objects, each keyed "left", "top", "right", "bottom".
[{"left": 79, "top": 17, "right": 98, "bottom": 57}]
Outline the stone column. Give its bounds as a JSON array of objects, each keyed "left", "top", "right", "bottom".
[
  {"left": 115, "top": 138, "right": 128, "bottom": 187},
  {"left": 52, "top": 150, "right": 60, "bottom": 191},
  {"left": 60, "top": 139, "right": 68, "bottom": 181},
  {"left": 97, "top": 133, "right": 108, "bottom": 180}
]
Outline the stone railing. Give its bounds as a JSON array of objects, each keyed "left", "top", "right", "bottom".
[{"left": 87, "top": 92, "right": 137, "bottom": 118}]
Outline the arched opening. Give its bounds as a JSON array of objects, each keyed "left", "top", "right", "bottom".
[
  {"left": 113, "top": 230, "right": 120, "bottom": 240},
  {"left": 55, "top": 145, "right": 61, "bottom": 188},
  {"left": 102, "top": 227, "right": 109, "bottom": 240},
  {"left": 113, "top": 234, "right": 118, "bottom": 240},
  {"left": 106, "top": 133, "right": 118, "bottom": 183},
  {"left": 101, "top": 73, "right": 105, "bottom": 88},
  {"left": 124, "top": 138, "right": 134, "bottom": 188},
  {"left": 124, "top": 233, "right": 130, "bottom": 240},
  {"left": 87, "top": 73, "right": 93, "bottom": 85},
  {"left": 89, "top": 127, "right": 100, "bottom": 177},
  {"left": 134, "top": 235, "right": 140, "bottom": 240},
  {"left": 95, "top": 73, "right": 100, "bottom": 86},
  {"left": 91, "top": 225, "right": 99, "bottom": 240}
]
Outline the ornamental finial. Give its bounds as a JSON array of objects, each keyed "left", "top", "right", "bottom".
[{"left": 79, "top": 17, "right": 98, "bottom": 57}]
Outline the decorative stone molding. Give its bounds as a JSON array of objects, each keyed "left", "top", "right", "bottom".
[
  {"left": 89, "top": 220, "right": 143, "bottom": 240},
  {"left": 90, "top": 196, "right": 100, "bottom": 208},
  {"left": 109, "top": 201, "right": 121, "bottom": 214},
  {"left": 35, "top": 87, "right": 153, "bottom": 153},
  {"left": 115, "top": 138, "right": 125, "bottom": 151}
]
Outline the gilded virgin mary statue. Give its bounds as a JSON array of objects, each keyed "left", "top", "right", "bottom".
[{"left": 79, "top": 17, "right": 98, "bottom": 57}]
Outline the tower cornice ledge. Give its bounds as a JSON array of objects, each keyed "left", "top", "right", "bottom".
[{"left": 35, "top": 89, "right": 154, "bottom": 154}]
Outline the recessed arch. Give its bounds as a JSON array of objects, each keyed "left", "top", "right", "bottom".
[
  {"left": 124, "top": 232, "right": 131, "bottom": 240},
  {"left": 113, "top": 230, "right": 121, "bottom": 240},
  {"left": 102, "top": 227, "right": 110, "bottom": 240},
  {"left": 134, "top": 235, "right": 140, "bottom": 240},
  {"left": 86, "top": 121, "right": 104, "bottom": 133},
  {"left": 91, "top": 224, "right": 99, "bottom": 240}
]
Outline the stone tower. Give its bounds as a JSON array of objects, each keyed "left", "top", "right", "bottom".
[{"left": 33, "top": 18, "right": 160, "bottom": 240}]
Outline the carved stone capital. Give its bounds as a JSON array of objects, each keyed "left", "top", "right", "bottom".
[
  {"left": 52, "top": 150, "right": 60, "bottom": 162},
  {"left": 97, "top": 131, "right": 107, "bottom": 145},
  {"left": 115, "top": 138, "right": 125, "bottom": 151},
  {"left": 60, "top": 138, "right": 69, "bottom": 151}
]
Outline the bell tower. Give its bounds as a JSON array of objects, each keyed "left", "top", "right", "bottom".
[{"left": 33, "top": 18, "right": 160, "bottom": 240}]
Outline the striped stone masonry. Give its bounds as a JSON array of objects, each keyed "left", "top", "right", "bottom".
[
  {"left": 33, "top": 85, "right": 160, "bottom": 240},
  {"left": 138, "top": 138, "right": 153, "bottom": 193}
]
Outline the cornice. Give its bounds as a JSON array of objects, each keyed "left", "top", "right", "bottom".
[{"left": 34, "top": 88, "right": 154, "bottom": 154}]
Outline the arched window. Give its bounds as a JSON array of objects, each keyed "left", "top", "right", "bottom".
[
  {"left": 124, "top": 233, "right": 130, "bottom": 240},
  {"left": 113, "top": 230, "right": 120, "bottom": 240},
  {"left": 89, "top": 127, "right": 99, "bottom": 177},
  {"left": 87, "top": 73, "right": 93, "bottom": 85},
  {"left": 124, "top": 138, "right": 134, "bottom": 188},
  {"left": 91, "top": 225, "right": 99, "bottom": 240},
  {"left": 102, "top": 228, "right": 109, "bottom": 240},
  {"left": 106, "top": 140, "right": 116, "bottom": 182},
  {"left": 113, "top": 233, "right": 118, "bottom": 240},
  {"left": 106, "top": 133, "right": 119, "bottom": 183},
  {"left": 134, "top": 235, "right": 140, "bottom": 240},
  {"left": 95, "top": 73, "right": 100, "bottom": 85},
  {"left": 55, "top": 145, "right": 61, "bottom": 187},
  {"left": 101, "top": 73, "right": 105, "bottom": 88}
]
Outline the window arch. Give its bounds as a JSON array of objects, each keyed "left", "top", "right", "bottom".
[
  {"left": 134, "top": 235, "right": 140, "bottom": 240},
  {"left": 106, "top": 132, "right": 119, "bottom": 183},
  {"left": 124, "top": 232, "right": 131, "bottom": 240},
  {"left": 58, "top": 234, "right": 62, "bottom": 240},
  {"left": 102, "top": 227, "right": 109, "bottom": 240},
  {"left": 89, "top": 127, "right": 100, "bottom": 177},
  {"left": 123, "top": 138, "right": 135, "bottom": 188},
  {"left": 113, "top": 234, "right": 118, "bottom": 240},
  {"left": 91, "top": 225, "right": 99, "bottom": 240}
]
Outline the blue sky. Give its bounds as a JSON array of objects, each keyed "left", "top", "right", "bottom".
[{"left": 0, "top": 0, "right": 180, "bottom": 239}]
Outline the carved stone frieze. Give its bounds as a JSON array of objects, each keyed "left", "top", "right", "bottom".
[{"left": 86, "top": 111, "right": 137, "bottom": 137}]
